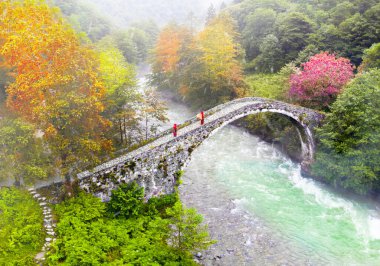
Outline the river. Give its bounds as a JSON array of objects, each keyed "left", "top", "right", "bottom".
[{"left": 158, "top": 89, "right": 380, "bottom": 265}]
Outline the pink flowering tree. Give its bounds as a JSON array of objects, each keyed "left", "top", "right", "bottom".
[{"left": 290, "top": 52, "right": 354, "bottom": 109}]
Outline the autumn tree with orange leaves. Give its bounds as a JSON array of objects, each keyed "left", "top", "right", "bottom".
[
  {"left": 0, "top": 0, "right": 112, "bottom": 182},
  {"left": 151, "top": 14, "right": 247, "bottom": 109},
  {"left": 150, "top": 24, "right": 193, "bottom": 93},
  {"left": 152, "top": 25, "right": 182, "bottom": 73}
]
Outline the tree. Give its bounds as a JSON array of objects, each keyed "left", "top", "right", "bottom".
[
  {"left": 166, "top": 201, "right": 215, "bottom": 254},
  {"left": 276, "top": 12, "right": 315, "bottom": 63},
  {"left": 206, "top": 4, "right": 216, "bottom": 25},
  {"left": 140, "top": 87, "right": 168, "bottom": 140},
  {"left": 360, "top": 43, "right": 380, "bottom": 71},
  {"left": 0, "top": 117, "right": 50, "bottom": 186},
  {"left": 0, "top": 1, "right": 112, "bottom": 181},
  {"left": 339, "top": 12, "right": 380, "bottom": 66},
  {"left": 152, "top": 24, "right": 183, "bottom": 73},
  {"left": 0, "top": 57, "right": 12, "bottom": 106},
  {"left": 150, "top": 24, "right": 193, "bottom": 94},
  {"left": 96, "top": 39, "right": 140, "bottom": 146},
  {"left": 111, "top": 31, "right": 139, "bottom": 64},
  {"left": 242, "top": 8, "right": 277, "bottom": 60},
  {"left": 329, "top": 2, "right": 355, "bottom": 26},
  {"left": 312, "top": 69, "right": 380, "bottom": 194},
  {"left": 150, "top": 14, "right": 247, "bottom": 109},
  {"left": 53, "top": 0, "right": 112, "bottom": 41},
  {"left": 189, "top": 14, "right": 246, "bottom": 108},
  {"left": 289, "top": 52, "right": 354, "bottom": 109},
  {"left": 250, "top": 34, "right": 283, "bottom": 73},
  {"left": 127, "top": 28, "right": 150, "bottom": 63}
]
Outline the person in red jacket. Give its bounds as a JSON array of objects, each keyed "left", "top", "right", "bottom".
[
  {"left": 197, "top": 111, "right": 205, "bottom": 125},
  {"left": 173, "top": 123, "right": 178, "bottom": 137}
]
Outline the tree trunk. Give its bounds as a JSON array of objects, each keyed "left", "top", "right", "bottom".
[
  {"left": 123, "top": 116, "right": 127, "bottom": 145},
  {"left": 119, "top": 118, "right": 124, "bottom": 144},
  {"left": 145, "top": 114, "right": 148, "bottom": 141}
]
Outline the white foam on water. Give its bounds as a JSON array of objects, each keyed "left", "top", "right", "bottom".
[
  {"left": 284, "top": 164, "right": 380, "bottom": 243},
  {"left": 368, "top": 214, "right": 380, "bottom": 240},
  {"left": 232, "top": 197, "right": 250, "bottom": 207},
  {"left": 225, "top": 125, "right": 380, "bottom": 246}
]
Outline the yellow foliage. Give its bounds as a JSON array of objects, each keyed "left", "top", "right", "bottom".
[{"left": 0, "top": 0, "right": 112, "bottom": 175}]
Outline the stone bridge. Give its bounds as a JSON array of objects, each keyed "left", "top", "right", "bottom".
[{"left": 77, "top": 97, "right": 324, "bottom": 201}]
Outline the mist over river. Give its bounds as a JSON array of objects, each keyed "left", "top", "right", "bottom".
[{"left": 159, "top": 89, "right": 380, "bottom": 265}]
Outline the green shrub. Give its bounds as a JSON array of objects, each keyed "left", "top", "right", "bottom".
[
  {"left": 0, "top": 187, "right": 45, "bottom": 265},
  {"left": 313, "top": 69, "right": 380, "bottom": 194},
  {"left": 107, "top": 182, "right": 144, "bottom": 218},
  {"left": 48, "top": 185, "right": 212, "bottom": 265}
]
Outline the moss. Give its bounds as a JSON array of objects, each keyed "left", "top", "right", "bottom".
[
  {"left": 174, "top": 170, "right": 184, "bottom": 180},
  {"left": 158, "top": 158, "right": 168, "bottom": 177},
  {"left": 187, "top": 145, "right": 196, "bottom": 153},
  {"left": 178, "top": 121, "right": 191, "bottom": 129},
  {"left": 298, "top": 113, "right": 307, "bottom": 122},
  {"left": 106, "top": 172, "right": 118, "bottom": 183},
  {"left": 125, "top": 161, "right": 136, "bottom": 172},
  {"left": 89, "top": 181, "right": 100, "bottom": 193}
]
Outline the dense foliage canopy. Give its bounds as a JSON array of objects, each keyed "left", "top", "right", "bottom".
[
  {"left": 228, "top": 0, "right": 380, "bottom": 71},
  {"left": 312, "top": 69, "right": 380, "bottom": 194}
]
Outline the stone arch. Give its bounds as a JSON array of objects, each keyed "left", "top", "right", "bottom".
[
  {"left": 188, "top": 99, "right": 322, "bottom": 173},
  {"left": 210, "top": 110, "right": 313, "bottom": 163}
]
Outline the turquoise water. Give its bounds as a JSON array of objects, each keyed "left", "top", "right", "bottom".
[{"left": 186, "top": 125, "right": 380, "bottom": 265}]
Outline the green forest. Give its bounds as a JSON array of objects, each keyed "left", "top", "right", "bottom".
[{"left": 0, "top": 0, "right": 380, "bottom": 264}]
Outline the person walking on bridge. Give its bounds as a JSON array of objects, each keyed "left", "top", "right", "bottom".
[
  {"left": 197, "top": 111, "right": 205, "bottom": 125},
  {"left": 173, "top": 123, "right": 178, "bottom": 137}
]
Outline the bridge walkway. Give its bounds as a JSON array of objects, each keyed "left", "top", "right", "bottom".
[{"left": 79, "top": 100, "right": 255, "bottom": 179}]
